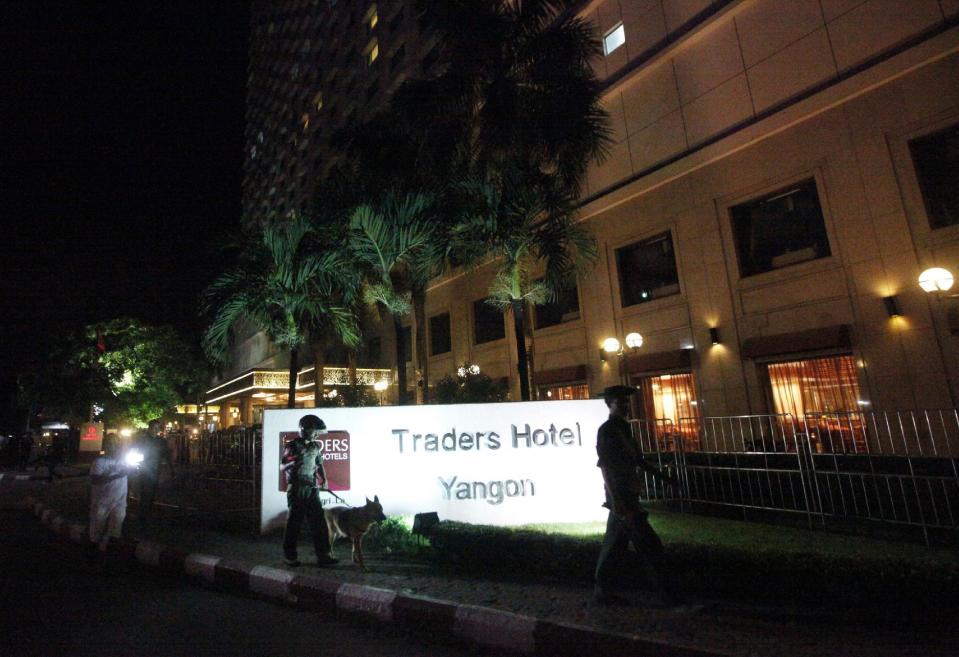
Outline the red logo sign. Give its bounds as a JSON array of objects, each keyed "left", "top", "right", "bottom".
[{"left": 81, "top": 425, "right": 99, "bottom": 441}]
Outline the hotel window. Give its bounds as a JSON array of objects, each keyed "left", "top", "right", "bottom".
[
  {"left": 366, "top": 39, "right": 379, "bottom": 65},
  {"left": 910, "top": 123, "right": 959, "bottom": 230},
  {"left": 616, "top": 232, "right": 680, "bottom": 307},
  {"left": 765, "top": 355, "right": 865, "bottom": 452},
  {"left": 473, "top": 299, "right": 505, "bottom": 345},
  {"left": 603, "top": 23, "right": 625, "bottom": 56},
  {"left": 636, "top": 373, "right": 697, "bottom": 425},
  {"left": 540, "top": 383, "right": 590, "bottom": 400},
  {"left": 429, "top": 313, "right": 451, "bottom": 356},
  {"left": 534, "top": 282, "right": 580, "bottom": 329},
  {"left": 731, "top": 179, "right": 830, "bottom": 277},
  {"left": 365, "top": 4, "right": 378, "bottom": 31}
]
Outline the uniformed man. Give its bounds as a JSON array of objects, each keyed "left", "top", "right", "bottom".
[
  {"left": 136, "top": 419, "right": 174, "bottom": 523},
  {"left": 593, "top": 385, "right": 682, "bottom": 607},
  {"left": 281, "top": 414, "right": 338, "bottom": 567}
]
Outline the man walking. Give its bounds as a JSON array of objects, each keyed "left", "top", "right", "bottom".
[
  {"left": 281, "top": 414, "right": 337, "bottom": 567},
  {"left": 136, "top": 419, "right": 174, "bottom": 523},
  {"left": 89, "top": 435, "right": 131, "bottom": 553},
  {"left": 593, "top": 385, "right": 682, "bottom": 607}
]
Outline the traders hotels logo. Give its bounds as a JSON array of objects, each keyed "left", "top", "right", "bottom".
[{"left": 278, "top": 430, "right": 351, "bottom": 492}]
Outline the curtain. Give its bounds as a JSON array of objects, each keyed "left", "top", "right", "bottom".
[
  {"left": 766, "top": 355, "right": 864, "bottom": 452},
  {"left": 637, "top": 372, "right": 698, "bottom": 449}
]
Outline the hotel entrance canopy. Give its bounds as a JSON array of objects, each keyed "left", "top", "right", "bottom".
[{"left": 205, "top": 366, "right": 392, "bottom": 406}]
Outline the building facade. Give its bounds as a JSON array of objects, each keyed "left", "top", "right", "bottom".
[{"left": 219, "top": 0, "right": 959, "bottom": 431}]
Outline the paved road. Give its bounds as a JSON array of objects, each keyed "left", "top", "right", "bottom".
[{"left": 0, "top": 508, "right": 487, "bottom": 657}]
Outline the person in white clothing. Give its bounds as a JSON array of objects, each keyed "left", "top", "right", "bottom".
[{"left": 89, "top": 435, "right": 131, "bottom": 551}]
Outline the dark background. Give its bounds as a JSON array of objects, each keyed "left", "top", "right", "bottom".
[{"left": 0, "top": 1, "right": 250, "bottom": 428}]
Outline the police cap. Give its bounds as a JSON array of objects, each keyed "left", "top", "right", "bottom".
[
  {"left": 597, "top": 385, "right": 638, "bottom": 399},
  {"left": 299, "top": 414, "right": 326, "bottom": 433}
]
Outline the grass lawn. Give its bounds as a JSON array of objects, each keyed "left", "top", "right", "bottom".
[{"left": 519, "top": 511, "right": 959, "bottom": 571}]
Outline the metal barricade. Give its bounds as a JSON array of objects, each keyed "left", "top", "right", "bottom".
[
  {"left": 166, "top": 428, "right": 261, "bottom": 517},
  {"left": 627, "top": 411, "right": 959, "bottom": 545}
]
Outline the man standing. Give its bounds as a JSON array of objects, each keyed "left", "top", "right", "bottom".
[
  {"left": 89, "top": 435, "right": 131, "bottom": 553},
  {"left": 593, "top": 385, "right": 681, "bottom": 607},
  {"left": 137, "top": 419, "right": 174, "bottom": 523},
  {"left": 281, "top": 414, "right": 338, "bottom": 567}
]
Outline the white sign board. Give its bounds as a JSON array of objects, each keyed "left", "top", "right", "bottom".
[
  {"left": 79, "top": 422, "right": 104, "bottom": 453},
  {"left": 261, "top": 400, "right": 610, "bottom": 533}
]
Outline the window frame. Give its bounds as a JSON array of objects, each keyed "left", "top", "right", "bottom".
[
  {"left": 532, "top": 280, "right": 581, "bottom": 331},
  {"left": 472, "top": 298, "right": 506, "bottom": 346},
  {"left": 603, "top": 22, "right": 625, "bottom": 56},
  {"left": 428, "top": 311, "right": 452, "bottom": 357},
  {"left": 614, "top": 230, "right": 682, "bottom": 309}
]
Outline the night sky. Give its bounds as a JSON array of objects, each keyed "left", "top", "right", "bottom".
[{"left": 1, "top": 1, "right": 249, "bottom": 425}]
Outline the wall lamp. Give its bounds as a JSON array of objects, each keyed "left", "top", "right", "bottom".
[
  {"left": 600, "top": 332, "right": 643, "bottom": 361},
  {"left": 882, "top": 296, "right": 901, "bottom": 318},
  {"left": 709, "top": 327, "right": 721, "bottom": 345},
  {"left": 918, "top": 267, "right": 955, "bottom": 295}
]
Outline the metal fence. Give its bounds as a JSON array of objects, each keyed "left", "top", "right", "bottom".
[
  {"left": 169, "top": 428, "right": 260, "bottom": 514},
  {"left": 630, "top": 410, "right": 959, "bottom": 546}
]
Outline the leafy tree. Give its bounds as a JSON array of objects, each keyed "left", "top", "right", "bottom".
[
  {"left": 347, "top": 192, "right": 437, "bottom": 405},
  {"left": 202, "top": 215, "right": 360, "bottom": 409},
  {"left": 452, "top": 176, "right": 596, "bottom": 400},
  {"left": 19, "top": 319, "right": 207, "bottom": 428},
  {"left": 433, "top": 364, "right": 509, "bottom": 404}
]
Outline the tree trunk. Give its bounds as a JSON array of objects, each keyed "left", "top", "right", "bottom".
[
  {"left": 413, "top": 287, "right": 429, "bottom": 404},
  {"left": 287, "top": 346, "right": 298, "bottom": 409},
  {"left": 347, "top": 349, "right": 358, "bottom": 386},
  {"left": 524, "top": 301, "right": 536, "bottom": 399},
  {"left": 311, "top": 340, "right": 327, "bottom": 407},
  {"left": 511, "top": 299, "right": 531, "bottom": 401},
  {"left": 393, "top": 316, "right": 408, "bottom": 405}
]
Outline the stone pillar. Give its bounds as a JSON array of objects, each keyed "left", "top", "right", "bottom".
[
  {"left": 219, "top": 404, "right": 233, "bottom": 428},
  {"left": 240, "top": 396, "right": 253, "bottom": 426}
]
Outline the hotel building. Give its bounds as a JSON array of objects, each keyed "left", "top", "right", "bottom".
[{"left": 211, "top": 0, "right": 959, "bottom": 435}]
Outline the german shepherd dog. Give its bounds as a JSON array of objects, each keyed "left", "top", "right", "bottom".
[{"left": 324, "top": 495, "right": 387, "bottom": 570}]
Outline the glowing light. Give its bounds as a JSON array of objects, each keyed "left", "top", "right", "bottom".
[
  {"left": 326, "top": 389, "right": 339, "bottom": 399},
  {"left": 469, "top": 364, "right": 480, "bottom": 375},
  {"left": 602, "top": 337, "right": 621, "bottom": 354},
  {"left": 918, "top": 267, "right": 954, "bottom": 293},
  {"left": 624, "top": 332, "right": 643, "bottom": 349},
  {"left": 457, "top": 367, "right": 466, "bottom": 377},
  {"left": 192, "top": 429, "right": 199, "bottom": 435},
  {"left": 125, "top": 449, "right": 144, "bottom": 467},
  {"left": 92, "top": 404, "right": 104, "bottom": 417},
  {"left": 119, "top": 428, "right": 133, "bottom": 438},
  {"left": 373, "top": 380, "right": 389, "bottom": 392}
]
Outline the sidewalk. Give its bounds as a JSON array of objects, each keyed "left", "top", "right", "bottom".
[{"left": 7, "top": 472, "right": 957, "bottom": 657}]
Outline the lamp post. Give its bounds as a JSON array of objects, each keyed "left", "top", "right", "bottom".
[
  {"left": 917, "top": 267, "right": 958, "bottom": 407},
  {"left": 601, "top": 332, "right": 643, "bottom": 385}
]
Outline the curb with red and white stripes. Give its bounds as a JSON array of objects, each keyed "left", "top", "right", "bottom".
[{"left": 27, "top": 497, "right": 725, "bottom": 657}]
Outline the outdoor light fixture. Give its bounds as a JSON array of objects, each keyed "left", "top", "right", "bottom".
[
  {"left": 882, "top": 296, "right": 902, "bottom": 317},
  {"left": 457, "top": 364, "right": 481, "bottom": 377},
  {"left": 600, "top": 332, "right": 644, "bottom": 375},
  {"left": 411, "top": 511, "right": 440, "bottom": 536},
  {"left": 373, "top": 380, "right": 389, "bottom": 392},
  {"left": 918, "top": 267, "right": 955, "bottom": 293},
  {"left": 709, "top": 327, "right": 721, "bottom": 344}
]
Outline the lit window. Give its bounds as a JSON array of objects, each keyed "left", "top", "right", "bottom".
[
  {"left": 366, "top": 4, "right": 378, "bottom": 30},
  {"left": 540, "top": 383, "right": 590, "bottom": 401},
  {"left": 368, "top": 42, "right": 379, "bottom": 65},
  {"left": 765, "top": 355, "right": 865, "bottom": 453},
  {"left": 313, "top": 92, "right": 323, "bottom": 111},
  {"left": 603, "top": 23, "right": 625, "bottom": 56}
]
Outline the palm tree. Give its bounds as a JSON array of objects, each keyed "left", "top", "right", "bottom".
[
  {"left": 414, "top": 0, "right": 611, "bottom": 189},
  {"left": 347, "top": 192, "right": 436, "bottom": 405},
  {"left": 202, "top": 215, "right": 360, "bottom": 409},
  {"left": 452, "top": 175, "right": 597, "bottom": 401}
]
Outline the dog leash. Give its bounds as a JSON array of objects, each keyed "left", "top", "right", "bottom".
[{"left": 318, "top": 488, "right": 350, "bottom": 506}]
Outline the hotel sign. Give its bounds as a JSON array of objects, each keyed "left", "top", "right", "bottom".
[{"left": 261, "top": 401, "right": 610, "bottom": 532}]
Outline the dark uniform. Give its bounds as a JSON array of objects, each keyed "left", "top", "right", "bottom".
[
  {"left": 137, "top": 432, "right": 173, "bottom": 521},
  {"left": 281, "top": 435, "right": 333, "bottom": 564},
  {"left": 594, "top": 408, "right": 679, "bottom": 604}
]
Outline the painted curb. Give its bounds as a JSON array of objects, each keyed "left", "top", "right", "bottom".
[{"left": 25, "top": 498, "right": 728, "bottom": 657}]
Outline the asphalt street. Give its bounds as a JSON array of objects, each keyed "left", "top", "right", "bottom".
[{"left": 0, "top": 506, "right": 487, "bottom": 657}]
